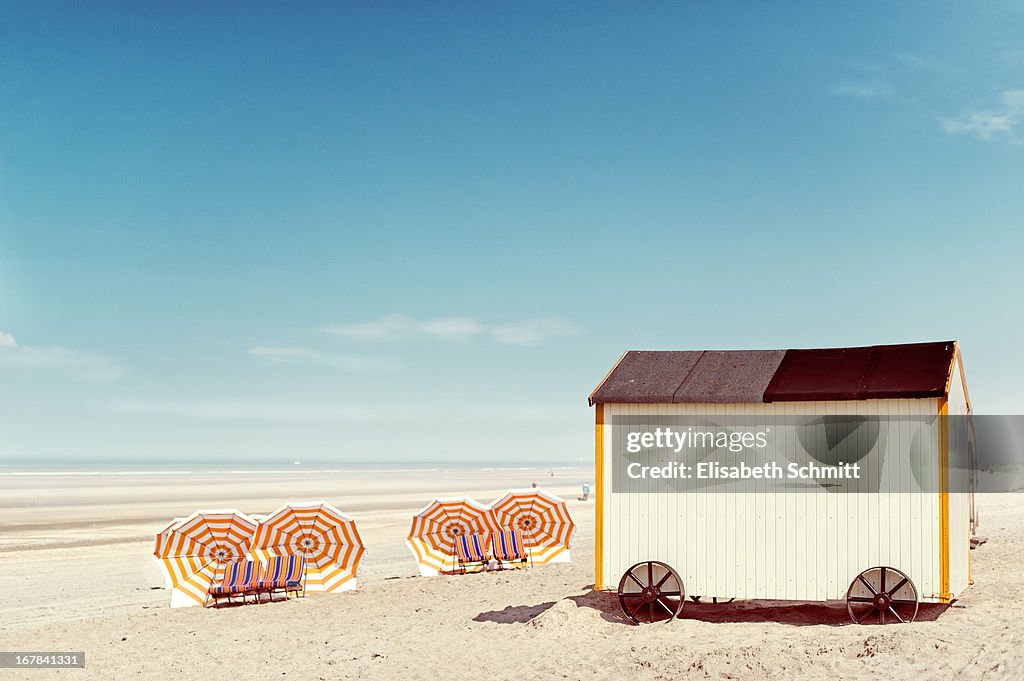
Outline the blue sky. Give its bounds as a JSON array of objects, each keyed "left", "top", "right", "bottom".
[{"left": 1, "top": 2, "right": 1022, "bottom": 465}]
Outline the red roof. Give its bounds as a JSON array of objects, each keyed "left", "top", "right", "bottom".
[{"left": 763, "top": 341, "right": 956, "bottom": 402}]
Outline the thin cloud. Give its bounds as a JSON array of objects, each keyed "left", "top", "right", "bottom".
[
  {"left": 844, "top": 58, "right": 885, "bottom": 74},
  {"left": 940, "top": 90, "right": 1024, "bottom": 143},
  {"left": 327, "top": 315, "right": 579, "bottom": 345},
  {"left": 248, "top": 346, "right": 402, "bottom": 372},
  {"left": 0, "top": 331, "right": 121, "bottom": 381},
  {"left": 249, "top": 346, "right": 314, "bottom": 359},
  {"left": 326, "top": 315, "right": 484, "bottom": 342},
  {"left": 418, "top": 317, "right": 485, "bottom": 341},
  {"left": 325, "top": 314, "right": 412, "bottom": 340},
  {"left": 108, "top": 398, "right": 578, "bottom": 425},
  {"left": 998, "top": 47, "right": 1024, "bottom": 67},
  {"left": 828, "top": 82, "right": 892, "bottom": 99},
  {"left": 110, "top": 398, "right": 379, "bottom": 423},
  {"left": 828, "top": 52, "right": 960, "bottom": 103},
  {"left": 892, "top": 52, "right": 961, "bottom": 77},
  {"left": 488, "top": 319, "right": 578, "bottom": 345}
]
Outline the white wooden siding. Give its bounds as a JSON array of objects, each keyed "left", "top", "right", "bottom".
[{"left": 600, "top": 398, "right": 968, "bottom": 603}]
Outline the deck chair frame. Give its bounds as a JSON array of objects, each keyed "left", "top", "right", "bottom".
[
  {"left": 490, "top": 529, "right": 533, "bottom": 571},
  {"left": 205, "top": 559, "right": 257, "bottom": 607},
  {"left": 453, "top": 533, "right": 490, "bottom": 574}
]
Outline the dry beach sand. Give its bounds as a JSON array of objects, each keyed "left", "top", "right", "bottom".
[{"left": 0, "top": 468, "right": 1022, "bottom": 680}]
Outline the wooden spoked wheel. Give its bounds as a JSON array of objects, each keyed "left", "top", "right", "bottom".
[
  {"left": 846, "top": 566, "right": 919, "bottom": 624},
  {"left": 617, "top": 561, "right": 685, "bottom": 624}
]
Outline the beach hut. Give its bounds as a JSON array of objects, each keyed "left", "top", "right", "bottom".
[{"left": 589, "top": 341, "right": 974, "bottom": 624}]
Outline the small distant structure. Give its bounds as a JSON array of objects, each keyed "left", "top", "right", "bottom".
[{"left": 589, "top": 341, "right": 973, "bottom": 624}]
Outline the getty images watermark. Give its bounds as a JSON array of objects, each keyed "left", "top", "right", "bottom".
[
  {"left": 611, "top": 415, "right": 1024, "bottom": 494},
  {"left": 624, "top": 426, "right": 861, "bottom": 481}
]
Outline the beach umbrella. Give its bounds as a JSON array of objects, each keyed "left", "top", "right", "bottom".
[
  {"left": 406, "top": 497, "right": 499, "bottom": 576},
  {"left": 490, "top": 489, "right": 575, "bottom": 564},
  {"left": 250, "top": 501, "right": 365, "bottom": 592},
  {"left": 152, "top": 509, "right": 259, "bottom": 607},
  {"left": 153, "top": 517, "right": 187, "bottom": 590}
]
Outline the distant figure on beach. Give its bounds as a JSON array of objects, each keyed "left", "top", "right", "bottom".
[{"left": 578, "top": 483, "right": 590, "bottom": 501}]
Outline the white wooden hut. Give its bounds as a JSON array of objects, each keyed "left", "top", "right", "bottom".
[{"left": 589, "top": 341, "right": 972, "bottom": 624}]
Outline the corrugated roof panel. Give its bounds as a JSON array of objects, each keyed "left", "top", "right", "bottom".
[
  {"left": 588, "top": 350, "right": 703, "bottom": 405},
  {"left": 764, "top": 341, "right": 956, "bottom": 402},
  {"left": 858, "top": 341, "right": 956, "bottom": 398},
  {"left": 762, "top": 347, "right": 871, "bottom": 401},
  {"left": 672, "top": 350, "right": 785, "bottom": 403}
]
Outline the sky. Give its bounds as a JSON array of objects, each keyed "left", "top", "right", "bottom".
[{"left": 1, "top": 2, "right": 1022, "bottom": 466}]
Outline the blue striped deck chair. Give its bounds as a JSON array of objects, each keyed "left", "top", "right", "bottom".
[
  {"left": 280, "top": 555, "right": 307, "bottom": 597},
  {"left": 253, "top": 556, "right": 286, "bottom": 602},
  {"left": 490, "top": 529, "right": 531, "bottom": 570},
  {"left": 453, "top": 533, "right": 489, "bottom": 574},
  {"left": 253, "top": 555, "right": 306, "bottom": 600},
  {"left": 206, "top": 559, "right": 257, "bottom": 606}
]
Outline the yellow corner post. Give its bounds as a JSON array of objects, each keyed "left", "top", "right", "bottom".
[
  {"left": 595, "top": 403, "right": 604, "bottom": 591},
  {"left": 938, "top": 398, "right": 951, "bottom": 602}
]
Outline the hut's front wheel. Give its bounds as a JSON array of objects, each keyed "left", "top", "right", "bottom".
[
  {"left": 846, "top": 566, "right": 919, "bottom": 624},
  {"left": 617, "top": 561, "right": 685, "bottom": 624}
]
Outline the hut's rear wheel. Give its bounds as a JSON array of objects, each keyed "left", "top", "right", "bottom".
[
  {"left": 617, "top": 561, "right": 685, "bottom": 624},
  {"left": 846, "top": 566, "right": 919, "bottom": 624}
]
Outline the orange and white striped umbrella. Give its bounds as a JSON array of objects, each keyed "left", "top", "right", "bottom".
[
  {"left": 490, "top": 489, "right": 575, "bottom": 564},
  {"left": 153, "top": 517, "right": 187, "bottom": 590},
  {"left": 406, "top": 497, "right": 499, "bottom": 576},
  {"left": 250, "top": 501, "right": 365, "bottom": 592},
  {"left": 152, "top": 510, "right": 258, "bottom": 607}
]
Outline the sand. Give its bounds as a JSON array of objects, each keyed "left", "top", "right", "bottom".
[{"left": 0, "top": 469, "right": 1021, "bottom": 680}]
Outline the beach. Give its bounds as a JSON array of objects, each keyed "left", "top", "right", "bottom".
[
  {"left": 0, "top": 465, "right": 589, "bottom": 628},
  {"left": 1, "top": 469, "right": 1022, "bottom": 680}
]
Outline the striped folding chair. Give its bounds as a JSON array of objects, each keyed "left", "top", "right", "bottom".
[
  {"left": 253, "top": 556, "right": 286, "bottom": 602},
  {"left": 453, "top": 533, "right": 489, "bottom": 574},
  {"left": 490, "top": 529, "right": 531, "bottom": 570},
  {"left": 279, "top": 555, "right": 307, "bottom": 598},
  {"left": 206, "top": 560, "right": 257, "bottom": 606}
]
